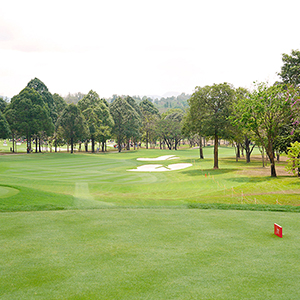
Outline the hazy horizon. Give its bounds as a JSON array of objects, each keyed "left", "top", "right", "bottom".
[{"left": 1, "top": 0, "right": 299, "bottom": 99}]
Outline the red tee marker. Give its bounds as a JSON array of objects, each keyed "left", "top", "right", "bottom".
[{"left": 274, "top": 223, "right": 283, "bottom": 238}]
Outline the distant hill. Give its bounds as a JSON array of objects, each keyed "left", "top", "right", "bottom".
[{"left": 152, "top": 93, "right": 191, "bottom": 113}]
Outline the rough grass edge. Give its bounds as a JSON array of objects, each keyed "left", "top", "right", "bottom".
[
  {"left": 1, "top": 203, "right": 300, "bottom": 213},
  {"left": 187, "top": 203, "right": 300, "bottom": 213}
]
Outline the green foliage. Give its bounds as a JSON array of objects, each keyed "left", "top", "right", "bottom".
[
  {"left": 5, "top": 87, "right": 53, "bottom": 145},
  {"left": 27, "top": 78, "right": 56, "bottom": 122},
  {"left": 0, "top": 111, "right": 10, "bottom": 139},
  {"left": 57, "top": 104, "right": 89, "bottom": 153},
  {"left": 286, "top": 141, "right": 300, "bottom": 176},
  {"left": 159, "top": 110, "right": 184, "bottom": 150},
  {"left": 153, "top": 93, "right": 190, "bottom": 113},
  {"left": 188, "top": 82, "right": 235, "bottom": 168},
  {"left": 278, "top": 49, "right": 300, "bottom": 86},
  {"left": 0, "top": 97, "right": 8, "bottom": 113},
  {"left": 78, "top": 90, "right": 114, "bottom": 152},
  {"left": 235, "top": 82, "right": 298, "bottom": 176},
  {"left": 139, "top": 99, "right": 160, "bottom": 148},
  {"left": 139, "top": 98, "right": 159, "bottom": 116},
  {"left": 110, "top": 97, "right": 141, "bottom": 151}
]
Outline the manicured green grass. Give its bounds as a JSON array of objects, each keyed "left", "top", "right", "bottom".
[
  {"left": 1, "top": 147, "right": 300, "bottom": 299},
  {"left": 1, "top": 209, "right": 300, "bottom": 299},
  {"left": 0, "top": 147, "right": 299, "bottom": 211}
]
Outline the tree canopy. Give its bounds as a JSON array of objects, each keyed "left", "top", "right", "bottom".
[
  {"left": 235, "top": 82, "right": 298, "bottom": 177},
  {"left": 57, "top": 104, "right": 89, "bottom": 153},
  {"left": 278, "top": 49, "right": 300, "bottom": 86},
  {"left": 188, "top": 83, "right": 235, "bottom": 168}
]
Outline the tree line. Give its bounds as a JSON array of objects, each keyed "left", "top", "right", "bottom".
[
  {"left": 0, "top": 49, "right": 299, "bottom": 177},
  {"left": 0, "top": 77, "right": 185, "bottom": 155}
]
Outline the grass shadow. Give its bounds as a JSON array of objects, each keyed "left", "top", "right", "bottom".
[
  {"left": 226, "top": 176, "right": 274, "bottom": 183},
  {"left": 182, "top": 168, "right": 239, "bottom": 176}
]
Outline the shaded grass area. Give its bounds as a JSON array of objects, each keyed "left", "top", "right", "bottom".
[
  {"left": 0, "top": 148, "right": 299, "bottom": 211},
  {"left": 188, "top": 203, "right": 300, "bottom": 212},
  {"left": 1, "top": 209, "right": 300, "bottom": 300}
]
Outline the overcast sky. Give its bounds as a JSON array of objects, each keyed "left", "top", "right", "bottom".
[{"left": 1, "top": 0, "right": 299, "bottom": 99}]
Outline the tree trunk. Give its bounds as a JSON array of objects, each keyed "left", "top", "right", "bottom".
[
  {"left": 39, "top": 138, "right": 42, "bottom": 153},
  {"left": 146, "top": 132, "right": 149, "bottom": 149},
  {"left": 266, "top": 143, "right": 277, "bottom": 177},
  {"left": 101, "top": 141, "right": 105, "bottom": 152},
  {"left": 36, "top": 136, "right": 38, "bottom": 153},
  {"left": 199, "top": 136, "right": 204, "bottom": 159},
  {"left": 27, "top": 134, "right": 31, "bottom": 153},
  {"left": 237, "top": 143, "right": 240, "bottom": 158},
  {"left": 71, "top": 137, "right": 74, "bottom": 154},
  {"left": 12, "top": 132, "right": 15, "bottom": 153},
  {"left": 85, "top": 141, "right": 88, "bottom": 152},
  {"left": 214, "top": 133, "right": 219, "bottom": 169},
  {"left": 91, "top": 138, "right": 95, "bottom": 153},
  {"left": 261, "top": 147, "right": 265, "bottom": 168}
]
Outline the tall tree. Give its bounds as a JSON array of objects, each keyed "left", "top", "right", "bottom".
[
  {"left": 27, "top": 78, "right": 56, "bottom": 151},
  {"left": 159, "top": 109, "right": 184, "bottom": 150},
  {"left": 124, "top": 96, "right": 142, "bottom": 149},
  {"left": 5, "top": 87, "right": 52, "bottom": 152},
  {"left": 185, "top": 95, "right": 206, "bottom": 159},
  {"left": 278, "top": 49, "right": 300, "bottom": 86},
  {"left": 57, "top": 104, "right": 89, "bottom": 153},
  {"left": 139, "top": 99, "right": 159, "bottom": 149},
  {"left": 0, "top": 97, "right": 8, "bottom": 113},
  {"left": 27, "top": 78, "right": 55, "bottom": 120},
  {"left": 78, "top": 90, "right": 114, "bottom": 153},
  {"left": 189, "top": 83, "right": 235, "bottom": 168},
  {"left": 236, "top": 82, "right": 299, "bottom": 177},
  {"left": 110, "top": 97, "right": 140, "bottom": 152},
  {"left": 0, "top": 111, "right": 10, "bottom": 139},
  {"left": 230, "top": 87, "right": 256, "bottom": 163}
]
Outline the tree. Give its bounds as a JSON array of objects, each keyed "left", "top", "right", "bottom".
[
  {"left": 110, "top": 97, "right": 140, "bottom": 152},
  {"left": 236, "top": 82, "right": 298, "bottom": 177},
  {"left": 159, "top": 109, "right": 184, "bottom": 150},
  {"left": 27, "top": 78, "right": 55, "bottom": 119},
  {"left": 230, "top": 87, "right": 256, "bottom": 163},
  {"left": 139, "top": 99, "right": 160, "bottom": 149},
  {"left": 278, "top": 49, "right": 300, "bottom": 86},
  {"left": 0, "top": 111, "right": 10, "bottom": 139},
  {"left": 27, "top": 78, "right": 57, "bottom": 152},
  {"left": 286, "top": 141, "right": 300, "bottom": 177},
  {"left": 5, "top": 87, "right": 52, "bottom": 152},
  {"left": 0, "top": 97, "right": 8, "bottom": 113},
  {"left": 78, "top": 90, "right": 114, "bottom": 152},
  {"left": 57, "top": 104, "right": 89, "bottom": 153},
  {"left": 185, "top": 96, "right": 206, "bottom": 158},
  {"left": 189, "top": 83, "right": 235, "bottom": 168},
  {"left": 124, "top": 96, "right": 142, "bottom": 150}
]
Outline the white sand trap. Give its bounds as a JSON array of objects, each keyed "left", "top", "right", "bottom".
[
  {"left": 167, "top": 163, "right": 193, "bottom": 170},
  {"left": 127, "top": 163, "right": 192, "bottom": 172},
  {"left": 137, "top": 155, "right": 179, "bottom": 161}
]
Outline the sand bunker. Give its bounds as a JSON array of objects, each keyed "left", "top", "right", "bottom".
[
  {"left": 128, "top": 163, "right": 192, "bottom": 172},
  {"left": 137, "top": 155, "right": 179, "bottom": 161}
]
